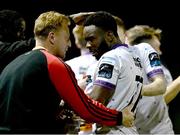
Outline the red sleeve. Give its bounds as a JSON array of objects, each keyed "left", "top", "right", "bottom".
[{"left": 42, "top": 50, "right": 122, "bottom": 126}]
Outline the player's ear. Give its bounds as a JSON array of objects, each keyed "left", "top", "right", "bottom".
[{"left": 48, "top": 32, "right": 55, "bottom": 45}]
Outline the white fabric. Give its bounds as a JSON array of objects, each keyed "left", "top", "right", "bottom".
[
  {"left": 65, "top": 52, "right": 97, "bottom": 80},
  {"left": 94, "top": 46, "right": 143, "bottom": 111},
  {"left": 129, "top": 43, "right": 174, "bottom": 134},
  {"left": 90, "top": 45, "right": 143, "bottom": 134},
  {"left": 162, "top": 64, "right": 173, "bottom": 85}
]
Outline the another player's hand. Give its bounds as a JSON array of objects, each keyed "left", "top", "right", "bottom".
[
  {"left": 121, "top": 104, "right": 134, "bottom": 127},
  {"left": 78, "top": 75, "right": 91, "bottom": 90},
  {"left": 70, "top": 12, "right": 95, "bottom": 25}
]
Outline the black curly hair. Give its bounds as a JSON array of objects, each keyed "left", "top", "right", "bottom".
[{"left": 83, "top": 11, "right": 118, "bottom": 37}]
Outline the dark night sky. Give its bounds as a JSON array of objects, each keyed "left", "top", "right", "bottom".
[
  {"left": 1, "top": 0, "right": 180, "bottom": 133},
  {"left": 1, "top": 0, "right": 179, "bottom": 76}
]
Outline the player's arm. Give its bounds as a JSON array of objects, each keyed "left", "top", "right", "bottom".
[
  {"left": 88, "top": 56, "right": 118, "bottom": 105},
  {"left": 141, "top": 43, "right": 166, "bottom": 96},
  {"left": 77, "top": 75, "right": 89, "bottom": 90},
  {"left": 141, "top": 74, "right": 166, "bottom": 96},
  {"left": 88, "top": 82, "right": 134, "bottom": 127},
  {"left": 69, "top": 12, "right": 95, "bottom": 25},
  {"left": 164, "top": 76, "right": 180, "bottom": 104},
  {"left": 89, "top": 84, "right": 114, "bottom": 106},
  {"left": 87, "top": 55, "right": 135, "bottom": 127},
  {"left": 43, "top": 51, "right": 134, "bottom": 127}
]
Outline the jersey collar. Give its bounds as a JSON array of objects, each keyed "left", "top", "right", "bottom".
[
  {"left": 33, "top": 46, "right": 48, "bottom": 51},
  {"left": 111, "top": 44, "right": 128, "bottom": 50}
]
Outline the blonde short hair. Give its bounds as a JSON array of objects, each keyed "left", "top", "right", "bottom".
[
  {"left": 126, "top": 25, "right": 162, "bottom": 45},
  {"left": 34, "top": 11, "right": 70, "bottom": 39}
]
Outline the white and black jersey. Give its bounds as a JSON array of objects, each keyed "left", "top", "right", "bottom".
[
  {"left": 91, "top": 44, "right": 143, "bottom": 134},
  {"left": 129, "top": 43, "right": 174, "bottom": 134}
]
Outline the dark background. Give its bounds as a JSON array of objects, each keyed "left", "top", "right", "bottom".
[{"left": 1, "top": 0, "right": 180, "bottom": 133}]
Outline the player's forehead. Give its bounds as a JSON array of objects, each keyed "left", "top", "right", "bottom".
[{"left": 83, "top": 25, "right": 103, "bottom": 38}]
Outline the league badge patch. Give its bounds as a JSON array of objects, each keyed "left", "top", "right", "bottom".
[
  {"left": 148, "top": 52, "right": 161, "bottom": 67},
  {"left": 98, "top": 63, "right": 114, "bottom": 79}
]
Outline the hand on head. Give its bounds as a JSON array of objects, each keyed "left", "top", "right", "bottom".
[{"left": 70, "top": 12, "right": 95, "bottom": 25}]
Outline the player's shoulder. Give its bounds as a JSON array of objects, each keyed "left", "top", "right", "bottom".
[
  {"left": 102, "top": 49, "right": 115, "bottom": 56},
  {"left": 65, "top": 56, "right": 82, "bottom": 64},
  {"left": 99, "top": 51, "right": 117, "bottom": 65},
  {"left": 134, "top": 42, "right": 153, "bottom": 50},
  {"left": 101, "top": 49, "right": 120, "bottom": 62},
  {"left": 132, "top": 43, "right": 157, "bottom": 57}
]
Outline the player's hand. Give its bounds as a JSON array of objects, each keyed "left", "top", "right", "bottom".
[
  {"left": 70, "top": 12, "right": 95, "bottom": 25},
  {"left": 121, "top": 104, "right": 134, "bottom": 127},
  {"left": 78, "top": 75, "right": 90, "bottom": 90}
]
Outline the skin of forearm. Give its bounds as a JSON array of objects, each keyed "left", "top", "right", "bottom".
[
  {"left": 164, "top": 76, "right": 180, "bottom": 104},
  {"left": 141, "top": 77, "right": 166, "bottom": 96},
  {"left": 88, "top": 85, "right": 114, "bottom": 105}
]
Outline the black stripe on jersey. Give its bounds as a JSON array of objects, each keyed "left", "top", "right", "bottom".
[
  {"left": 127, "top": 75, "right": 143, "bottom": 112},
  {"left": 132, "top": 88, "right": 142, "bottom": 112},
  {"left": 135, "top": 75, "right": 143, "bottom": 83}
]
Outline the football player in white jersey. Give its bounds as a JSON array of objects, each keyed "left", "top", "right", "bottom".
[
  {"left": 84, "top": 14, "right": 127, "bottom": 95},
  {"left": 126, "top": 25, "right": 180, "bottom": 105},
  {"left": 65, "top": 24, "right": 97, "bottom": 81},
  {"left": 128, "top": 43, "right": 174, "bottom": 134},
  {"left": 75, "top": 12, "right": 179, "bottom": 134},
  {"left": 126, "top": 25, "right": 173, "bottom": 85},
  {"left": 83, "top": 11, "right": 143, "bottom": 134},
  {"left": 82, "top": 13, "right": 180, "bottom": 133},
  {"left": 126, "top": 25, "right": 174, "bottom": 134}
]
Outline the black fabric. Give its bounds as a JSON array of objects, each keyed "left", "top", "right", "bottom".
[
  {"left": 0, "top": 50, "right": 66, "bottom": 133},
  {"left": 0, "top": 38, "right": 35, "bottom": 73}
]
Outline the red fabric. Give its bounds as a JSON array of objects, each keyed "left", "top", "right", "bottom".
[{"left": 42, "top": 50, "right": 122, "bottom": 126}]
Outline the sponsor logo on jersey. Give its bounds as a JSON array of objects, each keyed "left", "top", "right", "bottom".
[
  {"left": 148, "top": 52, "right": 161, "bottom": 67},
  {"left": 98, "top": 63, "right": 114, "bottom": 79},
  {"left": 133, "top": 57, "right": 142, "bottom": 69}
]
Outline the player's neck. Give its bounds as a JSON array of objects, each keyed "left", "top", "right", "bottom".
[{"left": 81, "top": 48, "right": 90, "bottom": 56}]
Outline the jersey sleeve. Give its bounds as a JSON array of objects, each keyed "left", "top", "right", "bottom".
[
  {"left": 42, "top": 50, "right": 122, "bottom": 126},
  {"left": 139, "top": 43, "right": 164, "bottom": 79},
  {"left": 94, "top": 54, "right": 120, "bottom": 90}
]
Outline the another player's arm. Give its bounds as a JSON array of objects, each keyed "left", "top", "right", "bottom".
[
  {"left": 88, "top": 57, "right": 117, "bottom": 105},
  {"left": 43, "top": 50, "right": 133, "bottom": 127},
  {"left": 142, "top": 44, "right": 166, "bottom": 96},
  {"left": 70, "top": 12, "right": 95, "bottom": 25},
  {"left": 88, "top": 56, "right": 135, "bottom": 127},
  {"left": 164, "top": 76, "right": 180, "bottom": 104},
  {"left": 89, "top": 81, "right": 134, "bottom": 127},
  {"left": 89, "top": 84, "right": 114, "bottom": 106},
  {"left": 141, "top": 74, "right": 166, "bottom": 96}
]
